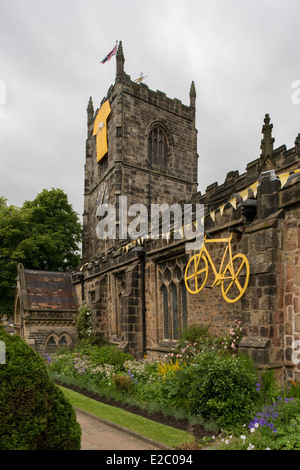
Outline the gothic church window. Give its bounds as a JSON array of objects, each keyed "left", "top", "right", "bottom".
[
  {"left": 148, "top": 125, "right": 169, "bottom": 167},
  {"left": 46, "top": 335, "right": 57, "bottom": 353},
  {"left": 162, "top": 284, "right": 169, "bottom": 339},
  {"left": 59, "top": 336, "right": 68, "bottom": 347},
  {"left": 159, "top": 258, "right": 187, "bottom": 341}
]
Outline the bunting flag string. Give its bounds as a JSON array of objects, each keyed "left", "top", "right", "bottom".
[
  {"left": 80, "top": 168, "right": 300, "bottom": 259},
  {"left": 117, "top": 168, "right": 300, "bottom": 254}
]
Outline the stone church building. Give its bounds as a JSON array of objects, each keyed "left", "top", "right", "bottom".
[{"left": 14, "top": 42, "right": 300, "bottom": 382}]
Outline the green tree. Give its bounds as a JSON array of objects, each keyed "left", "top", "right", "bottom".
[
  {"left": 0, "top": 324, "right": 81, "bottom": 450},
  {"left": 0, "top": 188, "right": 82, "bottom": 318}
]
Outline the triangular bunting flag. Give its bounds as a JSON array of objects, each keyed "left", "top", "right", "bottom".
[
  {"left": 239, "top": 189, "right": 249, "bottom": 201},
  {"left": 249, "top": 181, "right": 258, "bottom": 198},
  {"left": 219, "top": 205, "right": 225, "bottom": 216},
  {"left": 278, "top": 172, "right": 289, "bottom": 188},
  {"left": 229, "top": 198, "right": 237, "bottom": 210},
  {"left": 210, "top": 211, "right": 215, "bottom": 222}
]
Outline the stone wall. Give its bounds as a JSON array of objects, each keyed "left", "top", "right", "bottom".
[
  {"left": 76, "top": 44, "right": 300, "bottom": 382},
  {"left": 74, "top": 155, "right": 300, "bottom": 383},
  {"left": 82, "top": 42, "right": 198, "bottom": 264}
]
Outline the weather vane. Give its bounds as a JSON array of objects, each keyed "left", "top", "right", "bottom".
[{"left": 134, "top": 73, "right": 147, "bottom": 84}]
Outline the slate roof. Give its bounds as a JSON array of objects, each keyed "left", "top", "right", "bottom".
[{"left": 24, "top": 269, "right": 79, "bottom": 311}]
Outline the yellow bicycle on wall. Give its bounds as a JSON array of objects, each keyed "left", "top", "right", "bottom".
[{"left": 184, "top": 233, "right": 250, "bottom": 303}]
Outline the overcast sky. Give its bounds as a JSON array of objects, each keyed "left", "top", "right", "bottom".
[{"left": 0, "top": 0, "right": 299, "bottom": 219}]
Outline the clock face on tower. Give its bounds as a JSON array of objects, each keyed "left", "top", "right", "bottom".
[
  {"left": 97, "top": 182, "right": 109, "bottom": 206},
  {"left": 95, "top": 182, "right": 109, "bottom": 223}
]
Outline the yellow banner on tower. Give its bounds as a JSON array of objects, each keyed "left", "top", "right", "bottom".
[{"left": 93, "top": 100, "right": 111, "bottom": 162}]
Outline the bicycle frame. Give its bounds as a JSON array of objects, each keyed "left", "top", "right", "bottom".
[
  {"left": 185, "top": 231, "right": 250, "bottom": 302},
  {"left": 200, "top": 233, "right": 233, "bottom": 287}
]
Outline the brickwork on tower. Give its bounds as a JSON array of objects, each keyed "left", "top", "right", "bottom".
[
  {"left": 12, "top": 41, "right": 300, "bottom": 382},
  {"left": 74, "top": 42, "right": 300, "bottom": 381}
]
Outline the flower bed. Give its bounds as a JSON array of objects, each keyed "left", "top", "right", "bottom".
[{"left": 44, "top": 323, "right": 300, "bottom": 450}]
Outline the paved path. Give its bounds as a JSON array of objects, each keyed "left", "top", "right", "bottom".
[{"left": 75, "top": 408, "right": 172, "bottom": 451}]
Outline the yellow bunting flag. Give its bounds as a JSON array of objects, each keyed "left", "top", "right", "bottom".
[
  {"left": 229, "top": 198, "right": 237, "bottom": 210},
  {"left": 239, "top": 189, "right": 249, "bottom": 201},
  {"left": 249, "top": 181, "right": 258, "bottom": 198},
  {"left": 93, "top": 100, "right": 111, "bottom": 162},
  {"left": 278, "top": 172, "right": 289, "bottom": 188},
  {"left": 210, "top": 211, "right": 215, "bottom": 222}
]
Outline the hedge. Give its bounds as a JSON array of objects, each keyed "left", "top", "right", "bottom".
[{"left": 0, "top": 325, "right": 81, "bottom": 450}]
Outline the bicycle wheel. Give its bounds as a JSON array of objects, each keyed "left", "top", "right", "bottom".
[
  {"left": 221, "top": 254, "right": 250, "bottom": 303},
  {"left": 184, "top": 253, "right": 209, "bottom": 294}
]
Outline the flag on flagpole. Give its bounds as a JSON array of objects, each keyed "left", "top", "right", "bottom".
[{"left": 101, "top": 41, "right": 118, "bottom": 64}]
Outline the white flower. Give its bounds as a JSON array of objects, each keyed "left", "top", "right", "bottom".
[
  {"left": 240, "top": 435, "right": 246, "bottom": 440},
  {"left": 266, "top": 447, "right": 271, "bottom": 450},
  {"left": 254, "top": 423, "right": 259, "bottom": 428},
  {"left": 250, "top": 427, "right": 255, "bottom": 433}
]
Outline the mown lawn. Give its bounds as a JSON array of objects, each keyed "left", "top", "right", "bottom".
[{"left": 58, "top": 385, "right": 195, "bottom": 448}]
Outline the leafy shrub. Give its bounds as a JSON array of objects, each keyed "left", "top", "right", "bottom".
[
  {"left": 75, "top": 303, "right": 92, "bottom": 339},
  {"left": 256, "top": 367, "right": 281, "bottom": 405},
  {"left": 165, "top": 323, "right": 243, "bottom": 365},
  {"left": 88, "top": 344, "right": 133, "bottom": 370},
  {"left": 178, "top": 350, "right": 257, "bottom": 429},
  {"left": 219, "top": 396, "right": 300, "bottom": 450},
  {"left": 0, "top": 325, "right": 81, "bottom": 450},
  {"left": 180, "top": 324, "right": 213, "bottom": 344},
  {"left": 113, "top": 374, "right": 134, "bottom": 393}
]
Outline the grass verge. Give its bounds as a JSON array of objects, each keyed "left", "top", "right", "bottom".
[{"left": 58, "top": 385, "right": 195, "bottom": 448}]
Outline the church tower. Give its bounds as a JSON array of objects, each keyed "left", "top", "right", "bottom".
[{"left": 82, "top": 41, "right": 198, "bottom": 263}]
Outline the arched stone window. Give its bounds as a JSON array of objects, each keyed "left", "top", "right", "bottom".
[
  {"left": 147, "top": 123, "right": 171, "bottom": 167},
  {"left": 159, "top": 257, "right": 188, "bottom": 341},
  {"left": 59, "top": 336, "right": 68, "bottom": 347},
  {"left": 46, "top": 335, "right": 57, "bottom": 353},
  {"left": 44, "top": 333, "right": 72, "bottom": 352},
  {"left": 14, "top": 297, "right": 21, "bottom": 336}
]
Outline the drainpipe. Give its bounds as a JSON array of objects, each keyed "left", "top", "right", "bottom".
[
  {"left": 76, "top": 271, "right": 85, "bottom": 303},
  {"left": 132, "top": 246, "right": 146, "bottom": 356}
]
